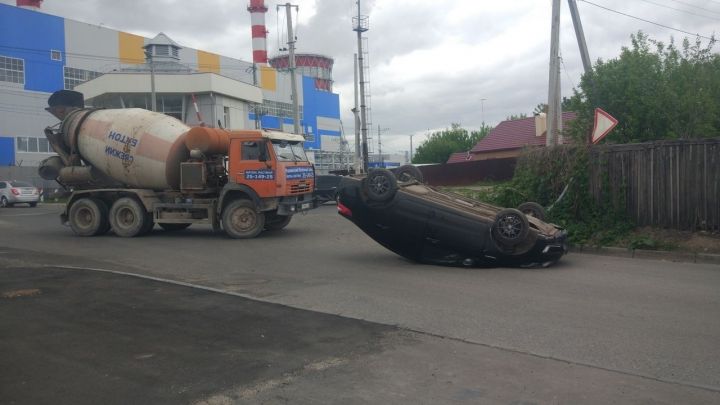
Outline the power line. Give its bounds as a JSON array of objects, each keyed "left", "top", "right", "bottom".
[
  {"left": 578, "top": 0, "right": 715, "bottom": 40},
  {"left": 668, "top": 0, "right": 720, "bottom": 16},
  {"left": 637, "top": 0, "right": 720, "bottom": 21}
]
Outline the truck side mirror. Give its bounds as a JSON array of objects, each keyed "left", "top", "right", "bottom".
[{"left": 258, "top": 141, "right": 268, "bottom": 162}]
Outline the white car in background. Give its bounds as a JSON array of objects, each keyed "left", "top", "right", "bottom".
[{"left": 0, "top": 180, "right": 40, "bottom": 207}]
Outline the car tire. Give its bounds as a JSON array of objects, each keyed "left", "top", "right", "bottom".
[
  {"left": 396, "top": 164, "right": 424, "bottom": 183},
  {"left": 109, "top": 197, "right": 150, "bottom": 237},
  {"left": 1, "top": 196, "right": 10, "bottom": 208},
  {"left": 29, "top": 202, "right": 37, "bottom": 208},
  {"left": 68, "top": 198, "right": 110, "bottom": 236},
  {"left": 159, "top": 223, "right": 191, "bottom": 231},
  {"left": 518, "top": 202, "right": 546, "bottom": 221},
  {"left": 491, "top": 208, "right": 530, "bottom": 248},
  {"left": 265, "top": 212, "right": 292, "bottom": 231},
  {"left": 222, "top": 199, "right": 265, "bottom": 239},
  {"left": 364, "top": 169, "right": 398, "bottom": 202}
]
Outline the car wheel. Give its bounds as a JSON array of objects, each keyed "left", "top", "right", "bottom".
[
  {"left": 109, "top": 197, "right": 150, "bottom": 237},
  {"left": 1, "top": 196, "right": 10, "bottom": 208},
  {"left": 364, "top": 169, "right": 398, "bottom": 202},
  {"left": 396, "top": 164, "right": 424, "bottom": 183},
  {"left": 222, "top": 199, "right": 265, "bottom": 239},
  {"left": 518, "top": 202, "right": 546, "bottom": 221},
  {"left": 265, "top": 212, "right": 292, "bottom": 231},
  {"left": 159, "top": 223, "right": 191, "bottom": 231},
  {"left": 492, "top": 208, "right": 530, "bottom": 248},
  {"left": 29, "top": 202, "right": 38, "bottom": 208},
  {"left": 68, "top": 198, "right": 110, "bottom": 236}
]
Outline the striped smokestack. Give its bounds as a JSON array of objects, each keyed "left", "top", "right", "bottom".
[
  {"left": 16, "top": 0, "right": 43, "bottom": 9},
  {"left": 248, "top": 0, "right": 268, "bottom": 64}
]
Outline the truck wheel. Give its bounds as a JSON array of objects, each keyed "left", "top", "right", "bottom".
[
  {"left": 222, "top": 200, "right": 265, "bottom": 239},
  {"left": 68, "top": 198, "right": 110, "bottom": 236},
  {"left": 518, "top": 202, "right": 546, "bottom": 221},
  {"left": 109, "top": 197, "right": 150, "bottom": 237},
  {"left": 265, "top": 212, "right": 291, "bottom": 231},
  {"left": 396, "top": 164, "right": 424, "bottom": 183},
  {"left": 491, "top": 208, "right": 529, "bottom": 248},
  {"left": 159, "top": 223, "right": 191, "bottom": 231},
  {"left": 363, "top": 169, "right": 397, "bottom": 202}
]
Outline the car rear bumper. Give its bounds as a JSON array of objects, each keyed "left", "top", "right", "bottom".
[{"left": 7, "top": 195, "right": 40, "bottom": 204}]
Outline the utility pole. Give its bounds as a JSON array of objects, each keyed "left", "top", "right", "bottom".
[
  {"left": 278, "top": 3, "right": 301, "bottom": 134},
  {"left": 567, "top": 0, "right": 592, "bottom": 75},
  {"left": 145, "top": 49, "right": 157, "bottom": 112},
  {"left": 353, "top": 0, "right": 369, "bottom": 173},
  {"left": 547, "top": 0, "right": 562, "bottom": 146},
  {"left": 409, "top": 134, "right": 414, "bottom": 163},
  {"left": 352, "top": 53, "right": 361, "bottom": 174},
  {"left": 377, "top": 125, "right": 389, "bottom": 167}
]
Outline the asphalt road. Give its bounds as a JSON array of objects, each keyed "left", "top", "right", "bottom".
[{"left": 1, "top": 204, "right": 719, "bottom": 404}]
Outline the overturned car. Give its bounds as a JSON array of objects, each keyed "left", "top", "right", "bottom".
[{"left": 336, "top": 165, "right": 568, "bottom": 267}]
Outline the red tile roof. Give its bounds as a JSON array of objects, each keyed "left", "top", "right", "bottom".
[
  {"left": 446, "top": 151, "right": 473, "bottom": 164},
  {"left": 470, "top": 112, "right": 577, "bottom": 153}
]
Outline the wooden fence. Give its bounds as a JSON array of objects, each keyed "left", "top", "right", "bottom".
[{"left": 589, "top": 139, "right": 720, "bottom": 231}]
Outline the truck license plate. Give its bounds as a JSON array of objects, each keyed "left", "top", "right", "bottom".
[{"left": 301, "top": 203, "right": 311, "bottom": 210}]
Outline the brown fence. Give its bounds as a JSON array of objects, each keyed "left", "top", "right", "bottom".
[
  {"left": 417, "top": 158, "right": 516, "bottom": 186},
  {"left": 589, "top": 139, "right": 720, "bottom": 231}
]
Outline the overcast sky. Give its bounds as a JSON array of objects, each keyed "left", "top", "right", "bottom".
[{"left": 6, "top": 0, "right": 718, "bottom": 153}]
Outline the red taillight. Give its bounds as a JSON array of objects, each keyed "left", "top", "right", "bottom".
[
  {"left": 337, "top": 201, "right": 352, "bottom": 217},
  {"left": 11, "top": 188, "right": 20, "bottom": 195}
]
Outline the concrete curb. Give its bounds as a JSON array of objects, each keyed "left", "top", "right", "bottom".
[{"left": 570, "top": 245, "right": 720, "bottom": 265}]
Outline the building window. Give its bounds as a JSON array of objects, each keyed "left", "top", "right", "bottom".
[
  {"left": 64, "top": 66, "right": 101, "bottom": 90},
  {"left": 172, "top": 47, "right": 179, "bottom": 57},
  {"left": 0, "top": 55, "right": 25, "bottom": 84},
  {"left": 156, "top": 45, "right": 169, "bottom": 56},
  {"left": 159, "top": 95, "right": 183, "bottom": 120},
  {"left": 223, "top": 106, "right": 230, "bottom": 129},
  {"left": 16, "top": 136, "right": 53, "bottom": 153},
  {"left": 50, "top": 50, "right": 62, "bottom": 61},
  {"left": 262, "top": 100, "right": 303, "bottom": 120}
]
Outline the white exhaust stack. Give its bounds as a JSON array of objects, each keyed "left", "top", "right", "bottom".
[{"left": 248, "top": 0, "right": 268, "bottom": 65}]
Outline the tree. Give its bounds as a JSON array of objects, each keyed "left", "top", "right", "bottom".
[
  {"left": 505, "top": 113, "right": 528, "bottom": 121},
  {"left": 412, "top": 123, "right": 493, "bottom": 164},
  {"left": 564, "top": 31, "right": 720, "bottom": 143},
  {"left": 533, "top": 103, "right": 548, "bottom": 115}
]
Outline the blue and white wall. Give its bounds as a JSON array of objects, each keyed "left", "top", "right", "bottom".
[{"left": 0, "top": 3, "right": 341, "bottom": 167}]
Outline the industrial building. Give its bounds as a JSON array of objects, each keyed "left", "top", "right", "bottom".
[{"left": 0, "top": 1, "right": 348, "bottom": 178}]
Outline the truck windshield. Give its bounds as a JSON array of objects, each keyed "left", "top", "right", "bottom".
[{"left": 272, "top": 140, "right": 308, "bottom": 162}]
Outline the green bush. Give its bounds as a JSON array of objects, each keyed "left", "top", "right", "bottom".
[{"left": 475, "top": 145, "right": 633, "bottom": 246}]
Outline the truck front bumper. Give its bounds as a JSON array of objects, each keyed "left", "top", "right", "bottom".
[{"left": 276, "top": 194, "right": 318, "bottom": 215}]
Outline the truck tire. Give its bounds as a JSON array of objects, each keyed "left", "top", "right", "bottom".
[
  {"left": 159, "top": 223, "right": 191, "bottom": 231},
  {"left": 491, "top": 208, "right": 529, "bottom": 249},
  {"left": 265, "top": 212, "right": 291, "bottom": 231},
  {"left": 109, "top": 197, "right": 150, "bottom": 237},
  {"left": 68, "top": 198, "right": 110, "bottom": 236},
  {"left": 222, "top": 199, "right": 265, "bottom": 239}
]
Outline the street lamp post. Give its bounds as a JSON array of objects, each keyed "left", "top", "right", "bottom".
[{"left": 481, "top": 98, "right": 486, "bottom": 124}]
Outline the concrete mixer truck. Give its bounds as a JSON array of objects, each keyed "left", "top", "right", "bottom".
[{"left": 39, "top": 107, "right": 316, "bottom": 238}]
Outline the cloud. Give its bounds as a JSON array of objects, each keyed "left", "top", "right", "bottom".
[{"left": 6, "top": 0, "right": 717, "bottom": 153}]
